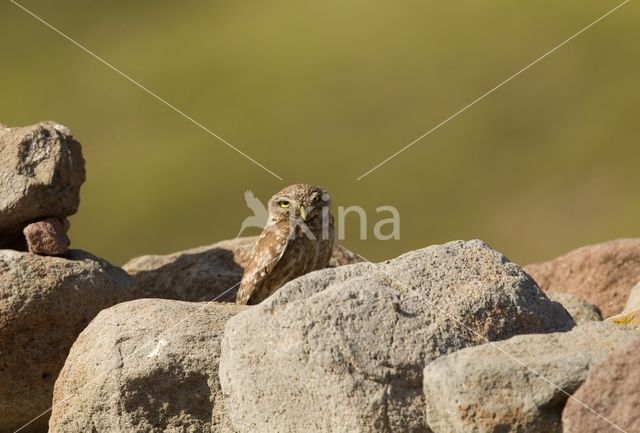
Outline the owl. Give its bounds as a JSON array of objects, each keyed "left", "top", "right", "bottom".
[{"left": 236, "top": 184, "right": 335, "bottom": 305}]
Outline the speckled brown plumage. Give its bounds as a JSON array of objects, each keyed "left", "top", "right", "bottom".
[{"left": 236, "top": 184, "right": 335, "bottom": 305}]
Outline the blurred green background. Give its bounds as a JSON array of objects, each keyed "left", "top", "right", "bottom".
[{"left": 1, "top": 0, "right": 638, "bottom": 266}]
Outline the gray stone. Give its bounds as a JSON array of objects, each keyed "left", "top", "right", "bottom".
[
  {"left": 546, "top": 291, "right": 602, "bottom": 324},
  {"left": 123, "top": 236, "right": 360, "bottom": 302},
  {"left": 220, "top": 240, "right": 575, "bottom": 433},
  {"left": 0, "top": 250, "right": 136, "bottom": 433},
  {"left": 0, "top": 122, "right": 85, "bottom": 247},
  {"left": 49, "top": 299, "right": 243, "bottom": 433},
  {"left": 423, "top": 322, "right": 639, "bottom": 433}
]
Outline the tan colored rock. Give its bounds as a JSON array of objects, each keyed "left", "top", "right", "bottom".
[
  {"left": 546, "top": 291, "right": 602, "bottom": 324},
  {"left": 423, "top": 322, "right": 639, "bottom": 433},
  {"left": 123, "top": 236, "right": 360, "bottom": 302},
  {"left": 0, "top": 122, "right": 85, "bottom": 247},
  {"left": 0, "top": 250, "right": 136, "bottom": 433},
  {"left": 49, "top": 299, "right": 243, "bottom": 433},
  {"left": 525, "top": 239, "right": 640, "bottom": 317},
  {"left": 563, "top": 336, "right": 640, "bottom": 433},
  {"left": 220, "top": 240, "right": 574, "bottom": 433},
  {"left": 23, "top": 218, "right": 70, "bottom": 256}
]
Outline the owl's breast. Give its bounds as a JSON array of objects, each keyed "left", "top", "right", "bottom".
[{"left": 293, "top": 214, "right": 335, "bottom": 269}]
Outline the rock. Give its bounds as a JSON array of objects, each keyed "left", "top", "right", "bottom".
[
  {"left": 546, "top": 291, "right": 602, "bottom": 324},
  {"left": 123, "top": 236, "right": 360, "bottom": 302},
  {"left": 562, "top": 336, "right": 640, "bottom": 433},
  {"left": 623, "top": 282, "right": 640, "bottom": 312},
  {"left": 423, "top": 322, "right": 638, "bottom": 433},
  {"left": 326, "top": 242, "right": 361, "bottom": 267},
  {"left": 606, "top": 308, "right": 640, "bottom": 330},
  {"left": 49, "top": 299, "right": 243, "bottom": 433},
  {"left": 525, "top": 239, "right": 640, "bottom": 318},
  {"left": 220, "top": 240, "right": 575, "bottom": 433},
  {"left": 0, "top": 250, "right": 136, "bottom": 433},
  {"left": 0, "top": 122, "right": 85, "bottom": 248},
  {"left": 23, "top": 218, "right": 70, "bottom": 256}
]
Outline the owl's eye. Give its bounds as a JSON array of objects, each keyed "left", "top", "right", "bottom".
[
  {"left": 312, "top": 194, "right": 321, "bottom": 203},
  {"left": 278, "top": 200, "right": 290, "bottom": 208}
]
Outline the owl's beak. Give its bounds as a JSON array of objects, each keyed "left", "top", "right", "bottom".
[{"left": 299, "top": 205, "right": 308, "bottom": 220}]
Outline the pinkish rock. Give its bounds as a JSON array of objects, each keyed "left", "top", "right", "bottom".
[
  {"left": 23, "top": 218, "right": 70, "bottom": 256},
  {"left": 525, "top": 239, "right": 640, "bottom": 318},
  {"left": 562, "top": 336, "right": 640, "bottom": 433}
]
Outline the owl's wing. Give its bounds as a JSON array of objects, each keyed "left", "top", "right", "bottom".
[
  {"left": 236, "top": 220, "right": 290, "bottom": 304},
  {"left": 318, "top": 214, "right": 336, "bottom": 266}
]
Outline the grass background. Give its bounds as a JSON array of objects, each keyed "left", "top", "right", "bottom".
[{"left": 1, "top": 0, "right": 638, "bottom": 266}]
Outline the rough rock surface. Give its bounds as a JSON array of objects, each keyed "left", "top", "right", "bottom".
[
  {"left": 0, "top": 250, "right": 136, "bottom": 433},
  {"left": 23, "top": 218, "right": 70, "bottom": 256},
  {"left": 423, "top": 322, "right": 638, "bottom": 433},
  {"left": 607, "top": 308, "right": 640, "bottom": 330},
  {"left": 220, "top": 240, "right": 575, "bottom": 433},
  {"left": 49, "top": 299, "right": 243, "bottom": 433},
  {"left": 525, "top": 239, "right": 640, "bottom": 317},
  {"left": 0, "top": 122, "right": 85, "bottom": 247},
  {"left": 562, "top": 336, "right": 640, "bottom": 433},
  {"left": 623, "top": 282, "right": 640, "bottom": 312},
  {"left": 546, "top": 291, "right": 602, "bottom": 324},
  {"left": 123, "top": 236, "right": 360, "bottom": 302}
]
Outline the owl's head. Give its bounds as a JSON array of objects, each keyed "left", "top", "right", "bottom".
[{"left": 267, "top": 183, "right": 331, "bottom": 222}]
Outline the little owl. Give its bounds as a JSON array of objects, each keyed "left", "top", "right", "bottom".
[{"left": 236, "top": 183, "right": 335, "bottom": 305}]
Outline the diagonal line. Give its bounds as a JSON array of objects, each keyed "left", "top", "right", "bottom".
[
  {"left": 354, "top": 252, "right": 629, "bottom": 433},
  {"left": 356, "top": 0, "right": 632, "bottom": 181},
  {"left": 12, "top": 243, "right": 628, "bottom": 432},
  {"left": 9, "top": 0, "right": 284, "bottom": 181},
  {"left": 14, "top": 228, "right": 274, "bottom": 432},
  {"left": 12, "top": 267, "right": 254, "bottom": 433}
]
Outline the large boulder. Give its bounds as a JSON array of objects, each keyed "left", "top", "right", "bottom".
[
  {"left": 0, "top": 250, "right": 136, "bottom": 433},
  {"left": 525, "top": 239, "right": 640, "bottom": 318},
  {"left": 423, "top": 322, "right": 638, "bottom": 433},
  {"left": 220, "top": 240, "right": 575, "bottom": 433},
  {"left": 49, "top": 299, "right": 243, "bottom": 433},
  {"left": 562, "top": 336, "right": 640, "bottom": 433},
  {"left": 546, "top": 291, "right": 602, "bottom": 324},
  {"left": 0, "top": 122, "right": 85, "bottom": 248},
  {"left": 123, "top": 237, "right": 360, "bottom": 302}
]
